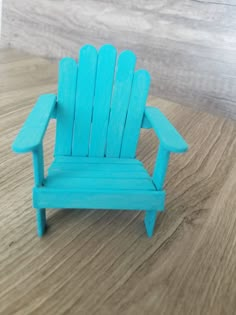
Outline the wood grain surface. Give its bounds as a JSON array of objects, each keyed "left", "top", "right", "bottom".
[
  {"left": 2, "top": 0, "right": 236, "bottom": 119},
  {"left": 0, "top": 48, "right": 236, "bottom": 315}
]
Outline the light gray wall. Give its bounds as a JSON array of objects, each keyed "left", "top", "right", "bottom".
[
  {"left": 2, "top": 0, "right": 236, "bottom": 119},
  {"left": 0, "top": 0, "right": 2, "bottom": 36}
]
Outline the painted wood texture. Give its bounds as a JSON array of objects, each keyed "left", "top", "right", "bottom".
[
  {"left": 72, "top": 45, "right": 97, "bottom": 156},
  {"left": 54, "top": 44, "right": 150, "bottom": 158},
  {"left": 145, "top": 106, "right": 188, "bottom": 153},
  {"left": 2, "top": 0, "right": 236, "bottom": 119},
  {"left": 121, "top": 70, "right": 150, "bottom": 157},
  {"left": 1, "top": 49, "right": 236, "bottom": 314},
  {"left": 152, "top": 144, "right": 170, "bottom": 190},
  {"left": 11, "top": 94, "right": 56, "bottom": 153},
  {"left": 33, "top": 189, "right": 165, "bottom": 210},
  {"left": 144, "top": 210, "right": 158, "bottom": 238},
  {"left": 55, "top": 57, "right": 77, "bottom": 155},
  {"left": 34, "top": 157, "right": 163, "bottom": 210},
  {"left": 12, "top": 44, "right": 170, "bottom": 237},
  {"left": 106, "top": 50, "right": 136, "bottom": 157},
  {"left": 89, "top": 45, "right": 117, "bottom": 157},
  {"left": 45, "top": 161, "right": 155, "bottom": 191},
  {"left": 36, "top": 208, "right": 46, "bottom": 237},
  {"left": 32, "top": 144, "right": 44, "bottom": 187}
]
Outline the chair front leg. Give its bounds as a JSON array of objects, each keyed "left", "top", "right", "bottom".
[
  {"left": 36, "top": 208, "right": 46, "bottom": 237},
  {"left": 144, "top": 210, "right": 158, "bottom": 238},
  {"left": 32, "top": 143, "right": 44, "bottom": 186},
  {"left": 32, "top": 143, "right": 46, "bottom": 237},
  {"left": 144, "top": 144, "right": 170, "bottom": 237}
]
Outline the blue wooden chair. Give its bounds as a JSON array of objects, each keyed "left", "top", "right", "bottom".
[{"left": 12, "top": 44, "right": 188, "bottom": 238}]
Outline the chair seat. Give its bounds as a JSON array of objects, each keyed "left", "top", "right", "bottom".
[
  {"left": 45, "top": 157, "right": 156, "bottom": 191},
  {"left": 33, "top": 157, "right": 165, "bottom": 211}
]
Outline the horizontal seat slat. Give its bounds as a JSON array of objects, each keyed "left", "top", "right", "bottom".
[
  {"left": 33, "top": 189, "right": 165, "bottom": 210},
  {"left": 53, "top": 156, "right": 142, "bottom": 165},
  {"left": 44, "top": 176, "right": 155, "bottom": 191},
  {"left": 48, "top": 170, "right": 149, "bottom": 179},
  {"left": 48, "top": 163, "right": 144, "bottom": 172}
]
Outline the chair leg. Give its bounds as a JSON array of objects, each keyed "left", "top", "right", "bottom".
[
  {"left": 36, "top": 208, "right": 46, "bottom": 237},
  {"left": 144, "top": 210, "right": 158, "bottom": 238}
]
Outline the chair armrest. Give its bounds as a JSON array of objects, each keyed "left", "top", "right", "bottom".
[
  {"left": 144, "top": 106, "right": 188, "bottom": 153},
  {"left": 12, "top": 94, "right": 57, "bottom": 153}
]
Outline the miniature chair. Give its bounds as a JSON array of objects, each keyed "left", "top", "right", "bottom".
[{"left": 12, "top": 44, "right": 188, "bottom": 238}]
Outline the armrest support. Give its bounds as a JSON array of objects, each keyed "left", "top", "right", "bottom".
[
  {"left": 32, "top": 144, "right": 44, "bottom": 186},
  {"left": 144, "top": 106, "right": 188, "bottom": 190},
  {"left": 12, "top": 94, "right": 57, "bottom": 153},
  {"left": 152, "top": 145, "right": 170, "bottom": 190},
  {"left": 144, "top": 106, "right": 188, "bottom": 153}
]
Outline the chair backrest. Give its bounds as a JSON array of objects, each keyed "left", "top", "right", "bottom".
[{"left": 54, "top": 44, "right": 150, "bottom": 158}]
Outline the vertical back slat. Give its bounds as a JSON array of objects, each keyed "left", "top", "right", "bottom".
[
  {"left": 106, "top": 51, "right": 136, "bottom": 157},
  {"left": 120, "top": 70, "right": 151, "bottom": 158},
  {"left": 89, "top": 44, "right": 117, "bottom": 157},
  {"left": 55, "top": 57, "right": 77, "bottom": 155},
  {"left": 72, "top": 45, "right": 97, "bottom": 156}
]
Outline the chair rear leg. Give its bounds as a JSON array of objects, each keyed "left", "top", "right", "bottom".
[
  {"left": 36, "top": 208, "right": 46, "bottom": 237},
  {"left": 144, "top": 210, "right": 158, "bottom": 238}
]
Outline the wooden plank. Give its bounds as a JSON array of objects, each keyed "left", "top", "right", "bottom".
[
  {"left": 72, "top": 44, "right": 97, "bottom": 156},
  {"left": 106, "top": 50, "right": 136, "bottom": 157},
  {"left": 47, "top": 170, "right": 149, "bottom": 179},
  {"left": 141, "top": 114, "right": 152, "bottom": 129},
  {"left": 44, "top": 176, "right": 155, "bottom": 191},
  {"left": 32, "top": 144, "right": 44, "bottom": 187},
  {"left": 33, "top": 188, "right": 165, "bottom": 210},
  {"left": 53, "top": 156, "right": 142, "bottom": 165},
  {"left": 144, "top": 210, "right": 158, "bottom": 238},
  {"left": 48, "top": 158, "right": 149, "bottom": 178},
  {"left": 121, "top": 70, "right": 150, "bottom": 158},
  {"left": 152, "top": 144, "right": 170, "bottom": 190},
  {"left": 48, "top": 162, "right": 144, "bottom": 173},
  {"left": 54, "top": 57, "right": 77, "bottom": 155},
  {"left": 89, "top": 44, "right": 117, "bottom": 157},
  {"left": 35, "top": 208, "right": 46, "bottom": 237},
  {"left": 145, "top": 106, "right": 188, "bottom": 153},
  {"left": 12, "top": 94, "right": 56, "bottom": 153}
]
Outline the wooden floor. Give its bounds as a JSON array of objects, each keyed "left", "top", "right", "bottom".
[{"left": 0, "top": 48, "right": 236, "bottom": 315}]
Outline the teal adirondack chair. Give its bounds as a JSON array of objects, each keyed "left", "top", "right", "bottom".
[{"left": 12, "top": 44, "right": 188, "bottom": 238}]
